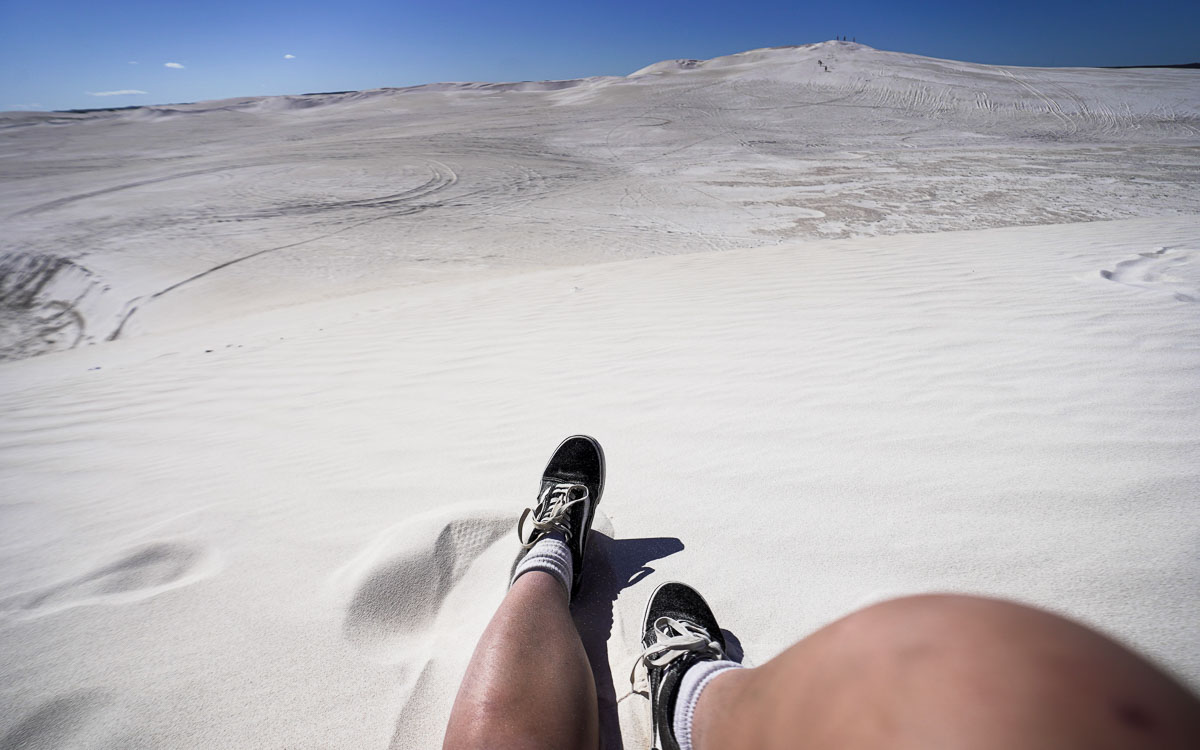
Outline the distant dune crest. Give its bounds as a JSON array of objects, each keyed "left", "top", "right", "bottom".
[
  {"left": 0, "top": 40, "right": 1196, "bottom": 362},
  {"left": 3, "top": 40, "right": 1196, "bottom": 119}
]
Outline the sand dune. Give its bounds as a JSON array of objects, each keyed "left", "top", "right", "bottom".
[
  {"left": 2, "top": 42, "right": 1197, "bottom": 360},
  {"left": 1, "top": 41, "right": 1199, "bottom": 748},
  {"left": 2, "top": 216, "right": 1198, "bottom": 746}
]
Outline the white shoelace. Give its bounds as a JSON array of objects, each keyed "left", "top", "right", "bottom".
[
  {"left": 629, "top": 616, "right": 726, "bottom": 696},
  {"left": 517, "top": 482, "right": 589, "bottom": 548},
  {"left": 628, "top": 616, "right": 725, "bottom": 750}
]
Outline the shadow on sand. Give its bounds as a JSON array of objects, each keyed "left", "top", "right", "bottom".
[{"left": 571, "top": 532, "right": 684, "bottom": 750}]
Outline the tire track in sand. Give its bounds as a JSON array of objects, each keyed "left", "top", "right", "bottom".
[{"left": 108, "top": 159, "right": 458, "bottom": 339}]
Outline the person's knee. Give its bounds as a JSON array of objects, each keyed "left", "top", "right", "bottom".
[
  {"left": 790, "top": 593, "right": 1200, "bottom": 746},
  {"left": 831, "top": 593, "right": 1075, "bottom": 653},
  {"left": 823, "top": 593, "right": 1138, "bottom": 684},
  {"left": 851, "top": 591, "right": 1042, "bottom": 623},
  {"left": 699, "top": 596, "right": 1200, "bottom": 750}
]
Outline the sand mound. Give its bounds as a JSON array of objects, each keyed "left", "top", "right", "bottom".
[
  {"left": 3, "top": 42, "right": 1197, "bottom": 363},
  {"left": 1, "top": 217, "right": 1197, "bottom": 747}
]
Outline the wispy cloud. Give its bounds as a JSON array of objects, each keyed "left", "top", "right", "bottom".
[
  {"left": 8, "top": 104, "right": 45, "bottom": 111},
  {"left": 128, "top": 61, "right": 138, "bottom": 65},
  {"left": 284, "top": 54, "right": 296, "bottom": 59},
  {"left": 164, "top": 62, "right": 185, "bottom": 69},
  {"left": 86, "top": 89, "right": 148, "bottom": 97}
]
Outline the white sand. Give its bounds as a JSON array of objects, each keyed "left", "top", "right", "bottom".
[{"left": 1, "top": 42, "right": 1198, "bottom": 747}]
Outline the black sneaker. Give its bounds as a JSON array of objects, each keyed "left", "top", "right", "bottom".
[
  {"left": 636, "top": 582, "right": 728, "bottom": 750},
  {"left": 512, "top": 435, "right": 605, "bottom": 597}
]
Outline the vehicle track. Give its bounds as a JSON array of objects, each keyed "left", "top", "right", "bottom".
[
  {"left": 109, "top": 159, "right": 460, "bottom": 337},
  {"left": 12, "top": 164, "right": 267, "bottom": 217},
  {"left": 1002, "top": 69, "right": 1077, "bottom": 135}
]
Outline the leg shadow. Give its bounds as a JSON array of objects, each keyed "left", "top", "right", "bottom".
[
  {"left": 571, "top": 533, "right": 684, "bottom": 750},
  {"left": 721, "top": 628, "right": 745, "bottom": 664}
]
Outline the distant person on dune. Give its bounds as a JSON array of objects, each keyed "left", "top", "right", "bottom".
[{"left": 443, "top": 436, "right": 1200, "bottom": 750}]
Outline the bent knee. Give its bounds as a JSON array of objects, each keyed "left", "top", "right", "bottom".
[
  {"left": 800, "top": 593, "right": 1185, "bottom": 707},
  {"left": 833, "top": 593, "right": 1079, "bottom": 647},
  {"left": 828, "top": 595, "right": 1194, "bottom": 726},
  {"left": 754, "top": 595, "right": 1200, "bottom": 747},
  {"left": 820, "top": 593, "right": 1154, "bottom": 683}
]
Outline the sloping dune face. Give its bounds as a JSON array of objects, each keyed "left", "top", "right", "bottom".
[
  {"left": 1, "top": 217, "right": 1198, "bottom": 748},
  {"left": 1, "top": 42, "right": 1197, "bottom": 360}
]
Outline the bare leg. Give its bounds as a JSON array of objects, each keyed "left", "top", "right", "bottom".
[
  {"left": 443, "top": 571, "right": 598, "bottom": 750},
  {"left": 692, "top": 595, "right": 1200, "bottom": 750}
]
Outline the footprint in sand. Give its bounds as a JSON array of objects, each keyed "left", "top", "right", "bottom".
[
  {"left": 379, "top": 512, "right": 625, "bottom": 747},
  {"left": 1099, "top": 246, "right": 1198, "bottom": 302},
  {"left": 0, "top": 690, "right": 110, "bottom": 750},
  {"left": 336, "top": 506, "right": 620, "bottom": 654},
  {"left": 0, "top": 541, "right": 220, "bottom": 620},
  {"left": 336, "top": 507, "right": 514, "bottom": 650}
]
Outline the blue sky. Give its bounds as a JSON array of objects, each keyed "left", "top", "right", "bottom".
[{"left": 2, "top": 0, "right": 1197, "bottom": 111}]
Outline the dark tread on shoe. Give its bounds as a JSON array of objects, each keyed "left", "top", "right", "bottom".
[{"left": 642, "top": 582, "right": 726, "bottom": 750}]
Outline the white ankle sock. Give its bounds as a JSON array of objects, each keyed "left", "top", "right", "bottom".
[
  {"left": 510, "top": 533, "right": 573, "bottom": 596},
  {"left": 672, "top": 659, "right": 744, "bottom": 750}
]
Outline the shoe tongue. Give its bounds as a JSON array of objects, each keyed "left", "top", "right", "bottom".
[
  {"left": 657, "top": 617, "right": 705, "bottom": 644},
  {"left": 545, "top": 472, "right": 586, "bottom": 486}
]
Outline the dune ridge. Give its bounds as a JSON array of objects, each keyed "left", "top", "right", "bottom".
[{"left": 2, "top": 41, "right": 1197, "bottom": 360}]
